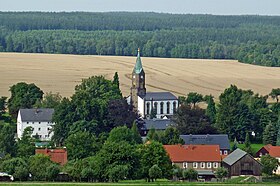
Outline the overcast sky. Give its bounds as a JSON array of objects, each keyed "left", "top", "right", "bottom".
[{"left": 0, "top": 0, "right": 280, "bottom": 15}]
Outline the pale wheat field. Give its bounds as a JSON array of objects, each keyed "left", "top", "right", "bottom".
[{"left": 0, "top": 52, "right": 280, "bottom": 99}]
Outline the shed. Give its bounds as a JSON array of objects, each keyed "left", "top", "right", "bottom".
[{"left": 223, "top": 149, "right": 262, "bottom": 177}]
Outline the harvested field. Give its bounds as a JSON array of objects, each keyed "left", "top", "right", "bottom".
[{"left": 0, "top": 52, "right": 280, "bottom": 99}]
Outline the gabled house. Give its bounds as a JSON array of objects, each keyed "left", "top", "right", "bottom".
[
  {"left": 164, "top": 144, "right": 221, "bottom": 180},
  {"left": 36, "top": 148, "right": 68, "bottom": 165},
  {"left": 17, "top": 108, "right": 55, "bottom": 141},
  {"left": 180, "top": 134, "right": 230, "bottom": 155},
  {"left": 223, "top": 148, "right": 262, "bottom": 177},
  {"left": 256, "top": 144, "right": 280, "bottom": 174}
]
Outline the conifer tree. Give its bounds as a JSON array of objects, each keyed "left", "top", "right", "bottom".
[
  {"left": 263, "top": 122, "right": 277, "bottom": 146},
  {"left": 113, "top": 72, "right": 120, "bottom": 89},
  {"left": 243, "top": 132, "right": 253, "bottom": 155}
]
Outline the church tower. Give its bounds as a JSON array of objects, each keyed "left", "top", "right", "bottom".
[{"left": 130, "top": 48, "right": 146, "bottom": 110}]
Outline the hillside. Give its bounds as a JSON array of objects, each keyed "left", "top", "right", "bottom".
[{"left": 0, "top": 53, "right": 280, "bottom": 98}]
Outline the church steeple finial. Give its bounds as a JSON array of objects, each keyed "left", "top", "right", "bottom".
[{"left": 134, "top": 48, "right": 143, "bottom": 74}]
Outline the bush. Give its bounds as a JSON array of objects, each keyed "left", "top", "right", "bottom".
[
  {"left": 183, "top": 168, "right": 198, "bottom": 181},
  {"left": 148, "top": 165, "right": 162, "bottom": 181}
]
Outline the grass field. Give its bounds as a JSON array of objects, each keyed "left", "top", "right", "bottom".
[
  {"left": 1, "top": 53, "right": 280, "bottom": 99},
  {"left": 0, "top": 182, "right": 279, "bottom": 186}
]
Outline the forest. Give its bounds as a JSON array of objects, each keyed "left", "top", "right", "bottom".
[{"left": 0, "top": 12, "right": 280, "bottom": 66}]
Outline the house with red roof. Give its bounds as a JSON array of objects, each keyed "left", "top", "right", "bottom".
[
  {"left": 256, "top": 144, "right": 280, "bottom": 174},
  {"left": 36, "top": 148, "right": 68, "bottom": 166},
  {"left": 164, "top": 144, "right": 221, "bottom": 180}
]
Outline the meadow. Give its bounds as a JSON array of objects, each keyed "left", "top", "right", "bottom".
[{"left": 1, "top": 53, "right": 280, "bottom": 99}]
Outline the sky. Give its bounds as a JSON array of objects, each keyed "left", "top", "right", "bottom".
[{"left": 0, "top": 0, "right": 280, "bottom": 15}]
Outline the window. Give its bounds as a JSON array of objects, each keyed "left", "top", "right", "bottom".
[
  {"left": 45, "top": 135, "right": 48, "bottom": 138},
  {"left": 207, "top": 162, "right": 212, "bottom": 168},
  {"left": 27, "top": 122, "right": 29, "bottom": 124},
  {"left": 213, "top": 162, "right": 218, "bottom": 168},
  {"left": 200, "top": 162, "right": 205, "bottom": 168},
  {"left": 146, "top": 102, "right": 150, "bottom": 115},
  {"left": 173, "top": 101, "right": 177, "bottom": 112},
  {"left": 39, "top": 122, "right": 41, "bottom": 124},
  {"left": 193, "top": 162, "right": 198, "bottom": 168},
  {"left": 224, "top": 151, "right": 228, "bottom": 155},
  {"left": 160, "top": 102, "right": 164, "bottom": 114},
  {"left": 183, "top": 162, "right": 188, "bottom": 169},
  {"left": 167, "top": 102, "right": 170, "bottom": 114},
  {"left": 32, "top": 122, "right": 34, "bottom": 124},
  {"left": 38, "top": 128, "right": 41, "bottom": 131},
  {"left": 154, "top": 102, "right": 158, "bottom": 114}
]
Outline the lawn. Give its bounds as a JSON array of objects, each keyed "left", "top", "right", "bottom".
[{"left": 0, "top": 181, "right": 279, "bottom": 186}]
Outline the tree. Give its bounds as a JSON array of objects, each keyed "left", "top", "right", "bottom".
[
  {"left": 0, "top": 157, "right": 29, "bottom": 181},
  {"left": 183, "top": 168, "right": 198, "bottom": 181},
  {"left": 131, "top": 122, "right": 143, "bottom": 144},
  {"left": 204, "top": 95, "right": 216, "bottom": 123},
  {"left": 14, "top": 165, "right": 29, "bottom": 181},
  {"left": 186, "top": 92, "right": 203, "bottom": 108},
  {"left": 215, "top": 85, "right": 252, "bottom": 140},
  {"left": 173, "top": 104, "right": 217, "bottom": 135},
  {"left": 0, "top": 96, "right": 7, "bottom": 118},
  {"left": 243, "top": 132, "right": 253, "bottom": 155},
  {"left": 29, "top": 154, "right": 54, "bottom": 181},
  {"left": 81, "top": 167, "right": 94, "bottom": 182},
  {"left": 261, "top": 155, "right": 279, "bottom": 176},
  {"left": 150, "top": 108, "right": 157, "bottom": 119},
  {"left": 8, "top": 82, "right": 43, "bottom": 117},
  {"left": 65, "top": 131, "right": 99, "bottom": 160},
  {"left": 106, "top": 126, "right": 139, "bottom": 145},
  {"left": 172, "top": 164, "right": 183, "bottom": 180},
  {"left": 161, "top": 127, "right": 184, "bottom": 145},
  {"left": 113, "top": 72, "right": 120, "bottom": 89},
  {"left": 215, "top": 167, "right": 228, "bottom": 181},
  {"left": 36, "top": 92, "right": 62, "bottom": 109},
  {"left": 277, "top": 118, "right": 280, "bottom": 146},
  {"left": 17, "top": 126, "right": 35, "bottom": 158},
  {"left": 108, "top": 165, "right": 129, "bottom": 182},
  {"left": 46, "top": 164, "right": 60, "bottom": 181},
  {"left": 232, "top": 138, "right": 238, "bottom": 151},
  {"left": 0, "top": 122, "right": 17, "bottom": 157},
  {"left": 146, "top": 127, "right": 160, "bottom": 142},
  {"left": 98, "top": 141, "right": 140, "bottom": 180},
  {"left": 139, "top": 141, "right": 172, "bottom": 180},
  {"left": 106, "top": 99, "right": 138, "bottom": 130},
  {"left": 270, "top": 88, "right": 280, "bottom": 103},
  {"left": 263, "top": 122, "right": 277, "bottom": 145},
  {"left": 149, "top": 165, "right": 162, "bottom": 182}
]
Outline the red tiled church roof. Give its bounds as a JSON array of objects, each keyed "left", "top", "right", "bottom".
[{"left": 164, "top": 144, "right": 221, "bottom": 162}]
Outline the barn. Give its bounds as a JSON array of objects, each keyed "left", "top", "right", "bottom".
[{"left": 223, "top": 149, "right": 262, "bottom": 177}]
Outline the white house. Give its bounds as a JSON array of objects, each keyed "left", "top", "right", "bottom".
[
  {"left": 17, "top": 108, "right": 55, "bottom": 141},
  {"left": 128, "top": 49, "right": 179, "bottom": 118}
]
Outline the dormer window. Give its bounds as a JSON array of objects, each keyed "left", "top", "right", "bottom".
[{"left": 141, "top": 75, "right": 143, "bottom": 79}]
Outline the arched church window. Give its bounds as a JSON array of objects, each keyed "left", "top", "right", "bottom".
[
  {"left": 146, "top": 102, "right": 150, "bottom": 115},
  {"left": 167, "top": 102, "right": 170, "bottom": 114},
  {"left": 160, "top": 102, "right": 164, "bottom": 114},
  {"left": 154, "top": 102, "right": 158, "bottom": 114},
  {"left": 173, "top": 101, "right": 177, "bottom": 113}
]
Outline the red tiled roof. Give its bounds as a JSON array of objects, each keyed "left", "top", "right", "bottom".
[
  {"left": 263, "top": 144, "right": 280, "bottom": 157},
  {"left": 164, "top": 144, "right": 221, "bottom": 162},
  {"left": 36, "top": 148, "right": 68, "bottom": 165}
]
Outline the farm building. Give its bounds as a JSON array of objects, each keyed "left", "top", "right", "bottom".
[
  {"left": 36, "top": 148, "right": 68, "bottom": 165},
  {"left": 180, "top": 134, "right": 230, "bottom": 155},
  {"left": 164, "top": 144, "right": 221, "bottom": 181},
  {"left": 17, "top": 108, "right": 54, "bottom": 141},
  {"left": 223, "top": 149, "right": 262, "bottom": 178},
  {"left": 256, "top": 144, "right": 280, "bottom": 174}
]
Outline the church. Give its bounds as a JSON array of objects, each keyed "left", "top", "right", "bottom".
[{"left": 127, "top": 49, "right": 178, "bottom": 119}]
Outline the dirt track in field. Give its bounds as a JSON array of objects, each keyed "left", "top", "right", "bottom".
[{"left": 0, "top": 52, "right": 280, "bottom": 99}]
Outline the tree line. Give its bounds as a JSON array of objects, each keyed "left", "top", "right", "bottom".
[{"left": 0, "top": 12, "right": 280, "bottom": 66}]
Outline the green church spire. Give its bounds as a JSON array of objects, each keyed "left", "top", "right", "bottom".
[{"left": 133, "top": 48, "right": 143, "bottom": 74}]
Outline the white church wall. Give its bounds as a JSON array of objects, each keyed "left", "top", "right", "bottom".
[
  {"left": 138, "top": 96, "right": 144, "bottom": 117},
  {"left": 144, "top": 100, "right": 178, "bottom": 118}
]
